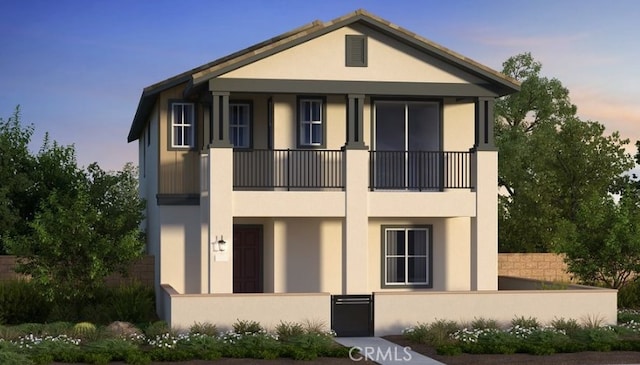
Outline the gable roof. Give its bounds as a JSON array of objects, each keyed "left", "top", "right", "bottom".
[{"left": 128, "top": 9, "right": 520, "bottom": 142}]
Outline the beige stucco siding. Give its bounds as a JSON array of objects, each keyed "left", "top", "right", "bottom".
[
  {"left": 159, "top": 206, "right": 202, "bottom": 294},
  {"left": 271, "top": 94, "right": 346, "bottom": 149},
  {"left": 442, "top": 99, "right": 474, "bottom": 151},
  {"left": 368, "top": 218, "right": 471, "bottom": 292},
  {"left": 271, "top": 218, "right": 342, "bottom": 293},
  {"left": 158, "top": 83, "right": 201, "bottom": 195},
  {"left": 220, "top": 24, "right": 483, "bottom": 84}
]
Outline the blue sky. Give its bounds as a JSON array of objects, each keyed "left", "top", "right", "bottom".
[{"left": 1, "top": 0, "right": 638, "bottom": 171}]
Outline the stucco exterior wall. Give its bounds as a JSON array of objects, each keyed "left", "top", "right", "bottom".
[
  {"left": 159, "top": 206, "right": 202, "bottom": 294},
  {"left": 442, "top": 99, "right": 474, "bottom": 151},
  {"left": 157, "top": 83, "right": 201, "bottom": 195},
  {"left": 162, "top": 285, "right": 331, "bottom": 331},
  {"left": 374, "top": 289, "right": 617, "bottom": 336},
  {"left": 271, "top": 218, "right": 343, "bottom": 294},
  {"left": 220, "top": 24, "right": 482, "bottom": 84},
  {"left": 367, "top": 218, "right": 471, "bottom": 292}
]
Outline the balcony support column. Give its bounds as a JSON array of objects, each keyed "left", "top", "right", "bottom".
[
  {"left": 207, "top": 147, "right": 234, "bottom": 293},
  {"left": 343, "top": 148, "right": 369, "bottom": 294},
  {"left": 345, "top": 94, "right": 367, "bottom": 149},
  {"left": 474, "top": 97, "right": 496, "bottom": 151},
  {"left": 470, "top": 149, "right": 498, "bottom": 290},
  {"left": 210, "top": 91, "right": 232, "bottom": 148}
]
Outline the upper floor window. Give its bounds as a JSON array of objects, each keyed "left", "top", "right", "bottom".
[
  {"left": 298, "top": 97, "right": 325, "bottom": 147},
  {"left": 383, "top": 226, "right": 432, "bottom": 288},
  {"left": 171, "top": 102, "right": 195, "bottom": 148},
  {"left": 230, "top": 102, "right": 251, "bottom": 148}
]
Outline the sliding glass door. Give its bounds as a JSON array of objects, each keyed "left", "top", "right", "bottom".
[{"left": 373, "top": 101, "right": 440, "bottom": 190}]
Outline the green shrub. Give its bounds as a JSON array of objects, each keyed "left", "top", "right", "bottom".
[
  {"left": 618, "top": 309, "right": 640, "bottom": 324},
  {"left": 84, "top": 338, "right": 138, "bottom": 361},
  {"left": 275, "top": 321, "right": 304, "bottom": 342},
  {"left": 618, "top": 280, "right": 640, "bottom": 308},
  {"left": 73, "top": 322, "right": 97, "bottom": 338},
  {"left": 0, "top": 281, "right": 50, "bottom": 324},
  {"left": 403, "top": 320, "right": 458, "bottom": 346},
  {"left": 0, "top": 350, "right": 34, "bottom": 365},
  {"left": 220, "top": 331, "right": 279, "bottom": 359},
  {"left": 471, "top": 317, "right": 500, "bottom": 330},
  {"left": 125, "top": 350, "right": 151, "bottom": 365},
  {"left": 232, "top": 319, "right": 263, "bottom": 334},
  {"left": 82, "top": 352, "right": 111, "bottom": 365},
  {"left": 42, "top": 322, "right": 74, "bottom": 336},
  {"left": 189, "top": 322, "right": 218, "bottom": 336},
  {"left": 175, "top": 333, "right": 222, "bottom": 360},
  {"left": 551, "top": 317, "right": 581, "bottom": 335},
  {"left": 103, "top": 283, "right": 156, "bottom": 323},
  {"left": 574, "top": 327, "right": 618, "bottom": 351},
  {"left": 144, "top": 321, "right": 170, "bottom": 337},
  {"left": 511, "top": 316, "right": 540, "bottom": 329},
  {"left": 581, "top": 314, "right": 605, "bottom": 329},
  {"left": 436, "top": 344, "right": 462, "bottom": 356},
  {"left": 301, "top": 319, "right": 328, "bottom": 334},
  {"left": 149, "top": 347, "right": 194, "bottom": 361}
]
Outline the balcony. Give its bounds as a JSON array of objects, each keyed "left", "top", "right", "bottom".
[
  {"left": 232, "top": 149, "right": 472, "bottom": 191},
  {"left": 369, "top": 151, "right": 472, "bottom": 190},
  {"left": 233, "top": 149, "right": 344, "bottom": 190}
]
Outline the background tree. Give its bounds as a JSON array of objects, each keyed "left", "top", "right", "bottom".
[{"left": 496, "top": 53, "right": 633, "bottom": 252}]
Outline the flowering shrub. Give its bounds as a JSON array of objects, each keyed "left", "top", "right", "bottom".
[{"left": 405, "top": 313, "right": 640, "bottom": 356}]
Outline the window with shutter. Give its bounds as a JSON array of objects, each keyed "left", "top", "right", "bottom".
[{"left": 345, "top": 35, "right": 367, "bottom": 67}]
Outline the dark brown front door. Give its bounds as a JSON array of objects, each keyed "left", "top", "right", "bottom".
[{"left": 233, "top": 225, "right": 263, "bottom": 293}]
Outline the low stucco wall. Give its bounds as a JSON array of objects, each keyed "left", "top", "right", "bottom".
[
  {"left": 161, "top": 284, "right": 331, "bottom": 330},
  {"left": 374, "top": 289, "right": 617, "bottom": 336}
]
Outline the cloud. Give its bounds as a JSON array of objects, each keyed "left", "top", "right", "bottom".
[{"left": 570, "top": 87, "right": 640, "bottom": 154}]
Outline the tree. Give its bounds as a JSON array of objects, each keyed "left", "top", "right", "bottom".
[
  {"left": 0, "top": 107, "right": 36, "bottom": 254},
  {"left": 561, "top": 183, "right": 640, "bottom": 288},
  {"left": 1, "top": 106, "right": 145, "bottom": 303},
  {"left": 496, "top": 53, "right": 633, "bottom": 252}
]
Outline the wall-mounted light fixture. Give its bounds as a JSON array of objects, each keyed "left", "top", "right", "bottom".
[{"left": 217, "top": 236, "right": 227, "bottom": 252}]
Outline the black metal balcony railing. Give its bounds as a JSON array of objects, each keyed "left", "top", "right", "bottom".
[
  {"left": 369, "top": 151, "right": 471, "bottom": 190},
  {"left": 233, "top": 149, "right": 344, "bottom": 190}
]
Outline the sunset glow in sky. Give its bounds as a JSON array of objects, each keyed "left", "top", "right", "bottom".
[{"left": 1, "top": 0, "right": 638, "bottom": 171}]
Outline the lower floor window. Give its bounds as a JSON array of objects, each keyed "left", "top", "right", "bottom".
[{"left": 383, "top": 226, "right": 431, "bottom": 287}]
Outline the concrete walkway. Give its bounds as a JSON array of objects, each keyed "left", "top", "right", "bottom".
[{"left": 334, "top": 337, "right": 445, "bottom": 364}]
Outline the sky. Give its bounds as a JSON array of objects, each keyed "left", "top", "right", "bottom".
[{"left": 1, "top": 0, "right": 639, "bottom": 172}]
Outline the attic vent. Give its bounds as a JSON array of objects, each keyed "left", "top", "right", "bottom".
[{"left": 345, "top": 35, "right": 367, "bottom": 67}]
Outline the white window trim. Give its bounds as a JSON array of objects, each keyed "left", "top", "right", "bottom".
[
  {"left": 383, "top": 227, "right": 431, "bottom": 287},
  {"left": 299, "top": 98, "right": 323, "bottom": 147},
  {"left": 171, "top": 102, "right": 195, "bottom": 149}
]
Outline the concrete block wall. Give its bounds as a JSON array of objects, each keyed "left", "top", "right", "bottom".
[
  {"left": 498, "top": 253, "right": 573, "bottom": 282},
  {"left": 0, "top": 255, "right": 154, "bottom": 287}
]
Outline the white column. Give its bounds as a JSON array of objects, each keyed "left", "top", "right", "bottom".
[
  {"left": 343, "top": 148, "right": 369, "bottom": 294},
  {"left": 208, "top": 147, "right": 234, "bottom": 293},
  {"left": 470, "top": 149, "right": 498, "bottom": 290}
]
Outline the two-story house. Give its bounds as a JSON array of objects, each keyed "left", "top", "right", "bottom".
[{"left": 128, "top": 9, "right": 616, "bottom": 336}]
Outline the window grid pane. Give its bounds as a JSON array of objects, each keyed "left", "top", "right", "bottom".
[
  {"left": 385, "top": 228, "right": 429, "bottom": 286},
  {"left": 300, "top": 99, "right": 323, "bottom": 146},
  {"left": 230, "top": 103, "right": 250, "bottom": 148},
  {"left": 171, "top": 103, "right": 194, "bottom": 148}
]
